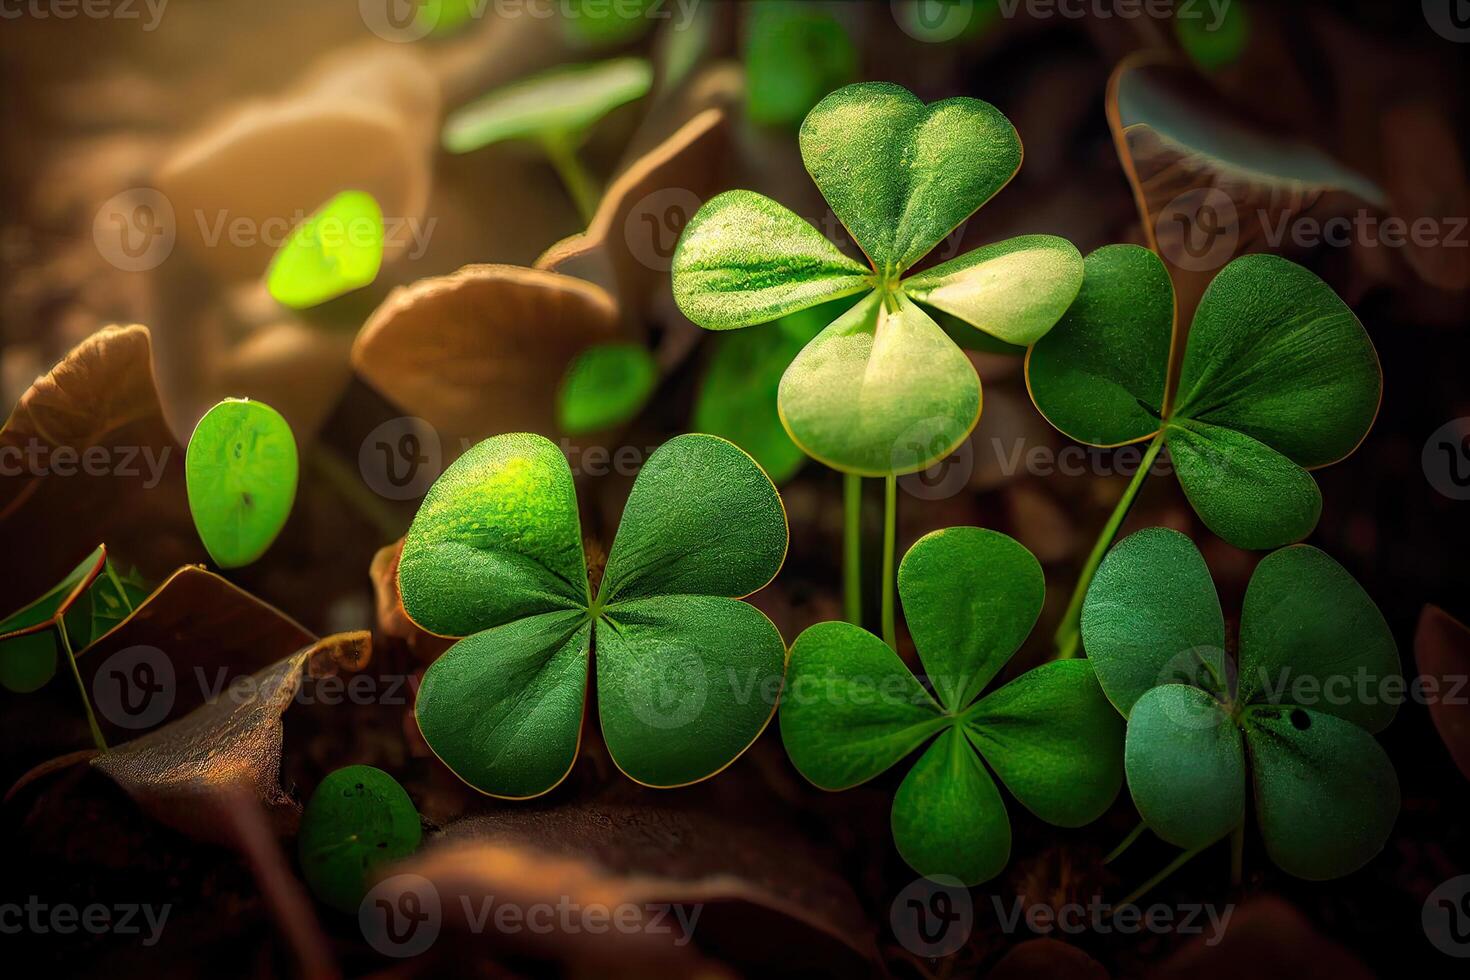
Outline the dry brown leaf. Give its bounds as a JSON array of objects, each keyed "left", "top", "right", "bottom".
[
  {"left": 1415, "top": 604, "right": 1470, "bottom": 783},
  {"left": 91, "top": 631, "right": 369, "bottom": 844},
  {"left": 370, "top": 539, "right": 452, "bottom": 663},
  {"left": 0, "top": 325, "right": 200, "bottom": 599},
  {"left": 156, "top": 45, "right": 438, "bottom": 280},
  {"left": 352, "top": 264, "right": 620, "bottom": 446},
  {"left": 1150, "top": 895, "right": 1372, "bottom": 980},
  {"left": 990, "top": 938, "right": 1109, "bottom": 980},
  {"left": 1380, "top": 104, "right": 1470, "bottom": 292}
]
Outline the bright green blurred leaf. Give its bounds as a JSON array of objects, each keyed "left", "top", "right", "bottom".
[
  {"left": 298, "top": 765, "right": 423, "bottom": 912},
  {"left": 744, "top": 1, "right": 857, "bottom": 128},
  {"left": 557, "top": 343, "right": 658, "bottom": 435},
  {"left": 266, "top": 190, "right": 383, "bottom": 309}
]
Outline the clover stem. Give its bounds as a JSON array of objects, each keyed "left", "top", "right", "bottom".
[
  {"left": 881, "top": 474, "right": 898, "bottom": 650},
  {"left": 1113, "top": 842, "right": 1206, "bottom": 911},
  {"left": 1230, "top": 820, "right": 1244, "bottom": 886},
  {"left": 1105, "top": 820, "right": 1149, "bottom": 864},
  {"left": 56, "top": 616, "right": 107, "bottom": 751},
  {"left": 542, "top": 133, "right": 599, "bottom": 226},
  {"left": 1053, "top": 430, "right": 1167, "bottom": 660},
  {"left": 843, "top": 472, "right": 862, "bottom": 626}
]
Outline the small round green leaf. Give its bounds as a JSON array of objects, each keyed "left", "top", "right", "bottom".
[
  {"left": 557, "top": 343, "right": 658, "bottom": 435},
  {"left": 1082, "top": 527, "right": 1227, "bottom": 716},
  {"left": 266, "top": 190, "right": 384, "bottom": 310},
  {"left": 442, "top": 58, "right": 654, "bottom": 153},
  {"left": 1244, "top": 705, "right": 1399, "bottom": 880},
  {"left": 964, "top": 659, "right": 1124, "bottom": 827},
  {"left": 799, "top": 82, "right": 1021, "bottom": 273},
  {"left": 743, "top": 1, "right": 857, "bottom": 128},
  {"left": 1025, "top": 244, "right": 1173, "bottom": 447},
  {"left": 672, "top": 190, "right": 870, "bottom": 330},
  {"left": 1173, "top": 254, "right": 1381, "bottom": 468},
  {"left": 780, "top": 620, "right": 945, "bottom": 790},
  {"left": 903, "top": 234, "right": 1083, "bottom": 347},
  {"left": 595, "top": 595, "right": 785, "bottom": 787},
  {"left": 692, "top": 303, "right": 833, "bottom": 484},
  {"left": 778, "top": 293, "right": 981, "bottom": 476},
  {"left": 1125, "top": 683, "right": 1245, "bottom": 850},
  {"left": 892, "top": 727, "right": 1010, "bottom": 886},
  {"left": 416, "top": 611, "right": 592, "bottom": 798},
  {"left": 0, "top": 632, "right": 57, "bottom": 694},
  {"left": 898, "top": 527, "right": 1044, "bottom": 711},
  {"left": 1237, "top": 546, "right": 1399, "bottom": 734},
  {"left": 399, "top": 433, "right": 589, "bottom": 637},
  {"left": 1174, "top": 0, "right": 1250, "bottom": 72},
  {"left": 185, "top": 399, "right": 298, "bottom": 569},
  {"left": 298, "top": 765, "right": 422, "bottom": 913},
  {"left": 1166, "top": 419, "right": 1323, "bottom": 550},
  {"left": 598, "top": 434, "right": 787, "bottom": 603}
]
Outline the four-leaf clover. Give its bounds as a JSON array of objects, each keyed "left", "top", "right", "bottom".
[
  {"left": 672, "top": 81, "right": 1084, "bottom": 475},
  {"left": 1027, "top": 245, "right": 1381, "bottom": 550},
  {"left": 400, "top": 432, "right": 789, "bottom": 798},
  {"left": 779, "top": 527, "right": 1123, "bottom": 884},
  {"left": 1082, "top": 527, "right": 1400, "bottom": 879}
]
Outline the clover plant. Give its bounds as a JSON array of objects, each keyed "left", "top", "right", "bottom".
[
  {"left": 298, "top": 765, "right": 422, "bottom": 913},
  {"left": 0, "top": 544, "right": 145, "bottom": 746},
  {"left": 266, "top": 190, "right": 385, "bottom": 309},
  {"left": 672, "top": 81, "right": 1083, "bottom": 642},
  {"left": 1027, "top": 246, "right": 1380, "bottom": 657},
  {"left": 780, "top": 527, "right": 1123, "bottom": 885},
  {"left": 442, "top": 58, "right": 655, "bottom": 223},
  {"left": 557, "top": 342, "right": 659, "bottom": 435},
  {"left": 185, "top": 398, "right": 299, "bottom": 569},
  {"left": 1083, "top": 527, "right": 1399, "bottom": 882},
  {"left": 400, "top": 432, "right": 788, "bottom": 798}
]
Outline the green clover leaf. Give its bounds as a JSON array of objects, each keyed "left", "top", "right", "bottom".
[
  {"left": 298, "top": 765, "right": 422, "bottom": 913},
  {"left": 1082, "top": 527, "right": 1401, "bottom": 880},
  {"left": 780, "top": 528, "right": 1123, "bottom": 884},
  {"left": 402, "top": 432, "right": 788, "bottom": 798},
  {"left": 672, "top": 82, "right": 1083, "bottom": 475},
  {"left": 185, "top": 399, "right": 299, "bottom": 569},
  {"left": 1027, "top": 246, "right": 1380, "bottom": 550}
]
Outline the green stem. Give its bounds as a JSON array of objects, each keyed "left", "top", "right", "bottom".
[
  {"left": 1105, "top": 820, "right": 1148, "bottom": 864},
  {"left": 843, "top": 473, "right": 862, "bottom": 626},
  {"left": 308, "top": 451, "right": 405, "bottom": 543},
  {"left": 542, "top": 133, "right": 599, "bottom": 226},
  {"left": 1113, "top": 843, "right": 1206, "bottom": 911},
  {"left": 1054, "top": 431, "right": 1166, "bottom": 659},
  {"left": 881, "top": 475, "right": 897, "bottom": 650},
  {"left": 1230, "top": 820, "right": 1244, "bottom": 886},
  {"left": 57, "top": 616, "right": 106, "bottom": 751}
]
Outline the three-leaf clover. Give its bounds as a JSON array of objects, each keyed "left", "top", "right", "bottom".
[
  {"left": 185, "top": 398, "right": 299, "bottom": 569},
  {"left": 672, "top": 81, "right": 1084, "bottom": 475},
  {"left": 1027, "top": 246, "right": 1380, "bottom": 550},
  {"left": 298, "top": 764, "right": 422, "bottom": 913},
  {"left": 1082, "top": 527, "right": 1400, "bottom": 880},
  {"left": 779, "top": 528, "right": 1123, "bottom": 884},
  {"left": 401, "top": 432, "right": 788, "bottom": 798}
]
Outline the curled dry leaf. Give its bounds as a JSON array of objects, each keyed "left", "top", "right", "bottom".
[
  {"left": 398, "top": 802, "right": 877, "bottom": 974},
  {"left": 0, "top": 325, "right": 199, "bottom": 599},
  {"left": 352, "top": 265, "right": 620, "bottom": 446},
  {"left": 1106, "top": 54, "right": 1385, "bottom": 325},
  {"left": 156, "top": 45, "right": 439, "bottom": 280},
  {"left": 1415, "top": 605, "right": 1470, "bottom": 783},
  {"left": 91, "top": 632, "right": 369, "bottom": 845},
  {"left": 536, "top": 104, "right": 733, "bottom": 332},
  {"left": 1380, "top": 104, "right": 1470, "bottom": 293},
  {"left": 1149, "top": 895, "right": 1372, "bottom": 980}
]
